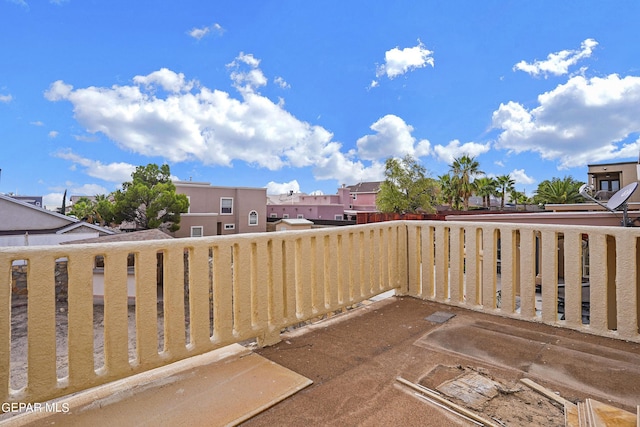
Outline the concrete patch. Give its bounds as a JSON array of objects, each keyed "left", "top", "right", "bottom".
[{"left": 424, "top": 311, "right": 456, "bottom": 324}]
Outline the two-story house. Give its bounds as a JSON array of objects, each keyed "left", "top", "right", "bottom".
[{"left": 173, "top": 181, "right": 267, "bottom": 237}]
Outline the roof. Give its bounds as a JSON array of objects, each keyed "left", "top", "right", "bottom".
[
  {"left": 0, "top": 193, "right": 114, "bottom": 236},
  {"left": 275, "top": 218, "right": 314, "bottom": 226},
  {"left": 346, "top": 181, "right": 382, "bottom": 193},
  {"left": 60, "top": 228, "right": 172, "bottom": 244}
]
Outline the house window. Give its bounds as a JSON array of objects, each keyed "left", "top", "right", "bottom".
[
  {"left": 221, "top": 198, "right": 233, "bottom": 214},
  {"left": 224, "top": 223, "right": 235, "bottom": 230},
  {"left": 190, "top": 226, "right": 203, "bottom": 237},
  {"left": 283, "top": 214, "right": 289, "bottom": 219},
  {"left": 248, "top": 210, "right": 258, "bottom": 226},
  {"left": 599, "top": 179, "right": 620, "bottom": 192},
  {"left": 297, "top": 214, "right": 304, "bottom": 219},
  {"left": 335, "top": 214, "right": 343, "bottom": 220},
  {"left": 270, "top": 213, "right": 278, "bottom": 218}
]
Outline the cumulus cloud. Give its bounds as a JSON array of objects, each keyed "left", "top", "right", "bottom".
[
  {"left": 371, "top": 40, "right": 434, "bottom": 86},
  {"left": 45, "top": 53, "right": 388, "bottom": 185},
  {"left": 48, "top": 130, "right": 58, "bottom": 138},
  {"left": 433, "top": 139, "right": 491, "bottom": 164},
  {"left": 492, "top": 73, "right": 640, "bottom": 168},
  {"left": 188, "top": 23, "right": 224, "bottom": 40},
  {"left": 509, "top": 169, "right": 535, "bottom": 185},
  {"left": 356, "top": 115, "right": 431, "bottom": 160},
  {"left": 0, "top": 94, "right": 12, "bottom": 103},
  {"left": 513, "top": 38, "right": 598, "bottom": 78},
  {"left": 133, "top": 68, "right": 196, "bottom": 93},
  {"left": 54, "top": 150, "right": 136, "bottom": 183},
  {"left": 265, "top": 180, "right": 300, "bottom": 195}
]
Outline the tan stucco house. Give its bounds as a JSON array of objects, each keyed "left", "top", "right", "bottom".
[{"left": 173, "top": 181, "right": 267, "bottom": 237}]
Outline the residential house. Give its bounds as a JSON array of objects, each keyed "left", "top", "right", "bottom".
[
  {"left": 8, "top": 195, "right": 43, "bottom": 208},
  {"left": 267, "top": 187, "right": 351, "bottom": 221},
  {"left": 587, "top": 160, "right": 640, "bottom": 202},
  {"left": 174, "top": 181, "right": 267, "bottom": 237},
  {"left": 344, "top": 181, "right": 382, "bottom": 215},
  {"left": 0, "top": 193, "right": 113, "bottom": 247},
  {"left": 267, "top": 182, "right": 383, "bottom": 221}
]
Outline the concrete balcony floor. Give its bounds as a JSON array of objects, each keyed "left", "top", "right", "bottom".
[{"left": 4, "top": 296, "right": 640, "bottom": 427}]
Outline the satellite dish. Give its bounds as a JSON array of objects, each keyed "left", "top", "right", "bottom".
[
  {"left": 606, "top": 181, "right": 638, "bottom": 211},
  {"left": 579, "top": 181, "right": 638, "bottom": 226}
]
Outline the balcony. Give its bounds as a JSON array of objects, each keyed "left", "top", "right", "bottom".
[{"left": 1, "top": 221, "right": 639, "bottom": 425}]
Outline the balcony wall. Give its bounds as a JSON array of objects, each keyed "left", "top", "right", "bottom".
[{"left": 1, "top": 220, "right": 639, "bottom": 405}]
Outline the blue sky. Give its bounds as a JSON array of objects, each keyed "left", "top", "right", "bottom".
[{"left": 2, "top": 1, "right": 640, "bottom": 209}]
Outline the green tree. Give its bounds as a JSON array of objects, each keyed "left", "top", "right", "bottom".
[
  {"left": 58, "top": 189, "right": 67, "bottom": 215},
  {"left": 69, "top": 197, "right": 100, "bottom": 223},
  {"left": 94, "top": 194, "right": 114, "bottom": 226},
  {"left": 376, "top": 155, "right": 437, "bottom": 214},
  {"left": 495, "top": 174, "right": 515, "bottom": 210},
  {"left": 474, "top": 176, "right": 497, "bottom": 208},
  {"left": 438, "top": 173, "right": 462, "bottom": 210},
  {"left": 533, "top": 176, "right": 585, "bottom": 205},
  {"left": 111, "top": 163, "right": 189, "bottom": 231},
  {"left": 449, "top": 155, "right": 483, "bottom": 211}
]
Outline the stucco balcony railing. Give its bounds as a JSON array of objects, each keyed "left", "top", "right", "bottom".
[{"left": 1, "top": 221, "right": 639, "bottom": 405}]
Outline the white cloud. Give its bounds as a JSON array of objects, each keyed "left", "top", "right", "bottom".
[
  {"left": 45, "top": 54, "right": 388, "bottom": 184},
  {"left": 133, "top": 68, "right": 195, "bottom": 93},
  {"left": 188, "top": 23, "right": 225, "bottom": 40},
  {"left": 48, "top": 130, "right": 58, "bottom": 138},
  {"left": 375, "top": 40, "right": 434, "bottom": 80},
  {"left": 0, "top": 94, "right": 12, "bottom": 103},
  {"left": 509, "top": 169, "right": 535, "bottom": 185},
  {"left": 71, "top": 183, "right": 109, "bottom": 196},
  {"left": 274, "top": 76, "right": 290, "bottom": 89},
  {"left": 513, "top": 38, "right": 598, "bottom": 78},
  {"left": 265, "top": 180, "right": 300, "bottom": 195},
  {"left": 43, "top": 193, "right": 65, "bottom": 211},
  {"left": 492, "top": 73, "right": 640, "bottom": 168},
  {"left": 54, "top": 150, "right": 136, "bottom": 183},
  {"left": 30, "top": 120, "right": 44, "bottom": 126},
  {"left": 44, "top": 52, "right": 442, "bottom": 187},
  {"left": 433, "top": 139, "right": 491, "bottom": 164},
  {"left": 356, "top": 114, "right": 431, "bottom": 160}
]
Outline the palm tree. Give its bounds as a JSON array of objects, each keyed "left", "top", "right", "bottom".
[
  {"left": 449, "top": 155, "right": 483, "bottom": 211},
  {"left": 438, "top": 174, "right": 460, "bottom": 209},
  {"left": 508, "top": 188, "right": 528, "bottom": 210},
  {"left": 533, "top": 176, "right": 585, "bottom": 205},
  {"left": 495, "top": 174, "right": 515, "bottom": 210},
  {"left": 474, "top": 176, "right": 497, "bottom": 208}
]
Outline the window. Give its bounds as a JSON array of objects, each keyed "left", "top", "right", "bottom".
[
  {"left": 297, "top": 214, "right": 304, "bottom": 219},
  {"left": 224, "top": 223, "right": 235, "bottom": 230},
  {"left": 190, "top": 226, "right": 203, "bottom": 237},
  {"left": 335, "top": 214, "right": 343, "bottom": 220},
  {"left": 600, "top": 179, "right": 620, "bottom": 192},
  {"left": 283, "top": 214, "right": 289, "bottom": 219},
  {"left": 221, "top": 198, "right": 233, "bottom": 214},
  {"left": 248, "top": 210, "right": 258, "bottom": 226},
  {"left": 270, "top": 213, "right": 278, "bottom": 218}
]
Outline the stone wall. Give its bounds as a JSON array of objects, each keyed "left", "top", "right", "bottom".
[{"left": 11, "top": 261, "right": 68, "bottom": 302}]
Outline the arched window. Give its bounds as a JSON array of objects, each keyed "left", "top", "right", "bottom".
[{"left": 248, "top": 210, "right": 258, "bottom": 226}]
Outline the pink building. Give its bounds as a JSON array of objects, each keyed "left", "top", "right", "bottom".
[
  {"left": 174, "top": 181, "right": 267, "bottom": 237},
  {"left": 267, "top": 182, "right": 382, "bottom": 221}
]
